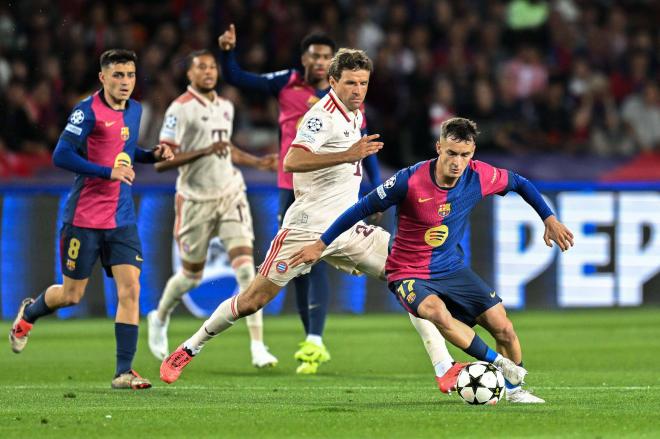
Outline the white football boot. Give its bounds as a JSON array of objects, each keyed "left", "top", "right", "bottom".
[
  {"left": 147, "top": 311, "right": 169, "bottom": 360},
  {"left": 251, "top": 344, "right": 278, "bottom": 368},
  {"left": 506, "top": 387, "right": 545, "bottom": 403},
  {"left": 493, "top": 357, "right": 527, "bottom": 386}
]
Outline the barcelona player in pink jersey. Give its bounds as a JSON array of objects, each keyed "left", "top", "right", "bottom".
[
  {"left": 9, "top": 49, "right": 173, "bottom": 389},
  {"left": 291, "top": 118, "right": 575, "bottom": 403},
  {"left": 218, "top": 25, "right": 382, "bottom": 373}
]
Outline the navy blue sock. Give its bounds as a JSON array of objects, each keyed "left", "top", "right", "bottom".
[
  {"left": 115, "top": 323, "right": 138, "bottom": 376},
  {"left": 23, "top": 292, "right": 55, "bottom": 324},
  {"left": 293, "top": 274, "right": 310, "bottom": 334},
  {"left": 307, "top": 262, "right": 329, "bottom": 336},
  {"left": 463, "top": 334, "right": 499, "bottom": 363}
]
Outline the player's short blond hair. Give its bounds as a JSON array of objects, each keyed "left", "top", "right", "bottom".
[{"left": 328, "top": 48, "right": 373, "bottom": 81}]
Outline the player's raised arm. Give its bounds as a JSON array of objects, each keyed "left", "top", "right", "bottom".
[
  {"left": 218, "top": 24, "right": 290, "bottom": 96},
  {"left": 283, "top": 134, "right": 383, "bottom": 173}
]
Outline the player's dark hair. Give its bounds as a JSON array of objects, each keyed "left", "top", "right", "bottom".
[
  {"left": 99, "top": 49, "right": 137, "bottom": 69},
  {"left": 328, "top": 48, "right": 372, "bottom": 81},
  {"left": 300, "top": 33, "right": 336, "bottom": 53},
  {"left": 440, "top": 117, "right": 479, "bottom": 142},
  {"left": 186, "top": 49, "right": 214, "bottom": 70}
]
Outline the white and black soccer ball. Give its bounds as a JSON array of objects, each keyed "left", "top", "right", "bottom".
[{"left": 456, "top": 361, "right": 505, "bottom": 405}]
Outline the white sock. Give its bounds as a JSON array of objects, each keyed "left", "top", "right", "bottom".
[
  {"left": 408, "top": 314, "right": 454, "bottom": 374},
  {"left": 251, "top": 340, "right": 266, "bottom": 351},
  {"left": 306, "top": 334, "right": 323, "bottom": 346},
  {"left": 158, "top": 271, "right": 200, "bottom": 321},
  {"left": 184, "top": 296, "right": 238, "bottom": 354},
  {"left": 233, "top": 256, "right": 263, "bottom": 343},
  {"left": 434, "top": 360, "right": 454, "bottom": 377}
]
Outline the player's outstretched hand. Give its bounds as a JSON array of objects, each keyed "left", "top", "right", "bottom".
[
  {"left": 218, "top": 24, "right": 236, "bottom": 51},
  {"left": 111, "top": 166, "right": 135, "bottom": 185},
  {"left": 154, "top": 143, "right": 174, "bottom": 161},
  {"left": 345, "top": 134, "right": 384, "bottom": 163},
  {"left": 257, "top": 153, "right": 278, "bottom": 172},
  {"left": 543, "top": 215, "right": 574, "bottom": 252},
  {"left": 289, "top": 240, "right": 327, "bottom": 268}
]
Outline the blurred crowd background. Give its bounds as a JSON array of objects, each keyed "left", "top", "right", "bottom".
[{"left": 0, "top": 0, "right": 658, "bottom": 179}]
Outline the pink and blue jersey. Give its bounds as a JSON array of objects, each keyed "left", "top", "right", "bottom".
[
  {"left": 219, "top": 50, "right": 378, "bottom": 190},
  {"left": 320, "top": 159, "right": 553, "bottom": 283},
  {"left": 53, "top": 91, "right": 155, "bottom": 229}
]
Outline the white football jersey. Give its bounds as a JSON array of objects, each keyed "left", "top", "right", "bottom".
[
  {"left": 160, "top": 86, "right": 245, "bottom": 201},
  {"left": 283, "top": 89, "right": 364, "bottom": 233}
]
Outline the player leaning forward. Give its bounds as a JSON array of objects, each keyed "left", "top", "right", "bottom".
[
  {"left": 9, "top": 49, "right": 174, "bottom": 389},
  {"left": 291, "top": 117, "right": 575, "bottom": 403},
  {"left": 161, "top": 49, "right": 466, "bottom": 387},
  {"left": 147, "top": 49, "right": 278, "bottom": 368}
]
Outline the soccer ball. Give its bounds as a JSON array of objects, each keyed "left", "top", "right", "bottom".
[{"left": 456, "top": 361, "right": 505, "bottom": 405}]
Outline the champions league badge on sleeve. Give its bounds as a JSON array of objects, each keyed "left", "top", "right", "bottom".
[
  {"left": 70, "top": 110, "right": 85, "bottom": 125},
  {"left": 305, "top": 117, "right": 323, "bottom": 133},
  {"left": 173, "top": 237, "right": 239, "bottom": 318}
]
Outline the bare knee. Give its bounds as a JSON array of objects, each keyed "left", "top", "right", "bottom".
[
  {"left": 61, "top": 284, "right": 85, "bottom": 306},
  {"left": 117, "top": 282, "right": 140, "bottom": 305},
  {"left": 238, "top": 292, "right": 267, "bottom": 316}
]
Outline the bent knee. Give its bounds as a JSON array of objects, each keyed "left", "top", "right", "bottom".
[{"left": 61, "top": 287, "right": 85, "bottom": 306}]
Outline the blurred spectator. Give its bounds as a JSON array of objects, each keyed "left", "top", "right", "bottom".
[
  {"left": 0, "top": 80, "right": 48, "bottom": 154},
  {"left": 621, "top": 82, "right": 660, "bottom": 153},
  {"left": 535, "top": 79, "right": 574, "bottom": 152},
  {"left": 501, "top": 44, "right": 548, "bottom": 99}
]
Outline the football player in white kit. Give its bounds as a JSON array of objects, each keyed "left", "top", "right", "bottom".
[
  {"left": 160, "top": 49, "right": 461, "bottom": 389},
  {"left": 147, "top": 49, "right": 279, "bottom": 368}
]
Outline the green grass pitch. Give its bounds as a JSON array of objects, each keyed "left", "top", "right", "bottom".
[{"left": 1, "top": 308, "right": 659, "bottom": 438}]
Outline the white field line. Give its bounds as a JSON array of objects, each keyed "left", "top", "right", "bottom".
[{"left": 0, "top": 385, "right": 656, "bottom": 391}]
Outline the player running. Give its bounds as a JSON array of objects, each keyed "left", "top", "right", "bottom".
[
  {"left": 147, "top": 49, "right": 279, "bottom": 368},
  {"left": 160, "top": 49, "right": 466, "bottom": 391},
  {"left": 218, "top": 26, "right": 459, "bottom": 383},
  {"left": 217, "top": 25, "right": 383, "bottom": 373},
  {"left": 290, "top": 117, "right": 575, "bottom": 403},
  {"left": 9, "top": 49, "right": 173, "bottom": 389}
]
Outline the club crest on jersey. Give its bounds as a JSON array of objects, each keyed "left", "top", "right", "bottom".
[
  {"left": 406, "top": 292, "right": 416, "bottom": 304},
  {"left": 66, "top": 259, "right": 76, "bottom": 271},
  {"left": 120, "top": 126, "right": 130, "bottom": 141},
  {"left": 438, "top": 203, "right": 451, "bottom": 218},
  {"left": 424, "top": 225, "right": 449, "bottom": 247},
  {"left": 275, "top": 260, "right": 288, "bottom": 273},
  {"left": 305, "top": 117, "right": 323, "bottom": 133},
  {"left": 114, "top": 152, "right": 132, "bottom": 168}
]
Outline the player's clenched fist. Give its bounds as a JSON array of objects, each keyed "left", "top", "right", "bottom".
[
  {"left": 111, "top": 166, "right": 135, "bottom": 185},
  {"left": 345, "top": 134, "right": 383, "bottom": 162},
  {"left": 218, "top": 24, "right": 236, "bottom": 51}
]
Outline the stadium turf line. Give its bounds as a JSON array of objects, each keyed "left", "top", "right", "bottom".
[{"left": 1, "top": 309, "right": 659, "bottom": 438}]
